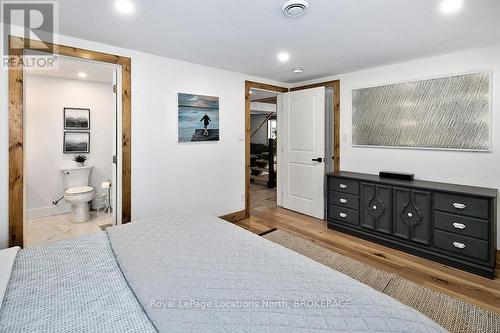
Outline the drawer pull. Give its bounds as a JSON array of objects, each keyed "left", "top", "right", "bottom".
[
  {"left": 339, "top": 184, "right": 348, "bottom": 189},
  {"left": 339, "top": 198, "right": 347, "bottom": 204},
  {"left": 339, "top": 213, "right": 347, "bottom": 218},
  {"left": 452, "top": 222, "right": 466, "bottom": 230},
  {"left": 453, "top": 241, "right": 466, "bottom": 249},
  {"left": 453, "top": 203, "right": 466, "bottom": 209}
]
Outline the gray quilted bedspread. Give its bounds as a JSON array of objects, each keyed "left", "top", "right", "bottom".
[
  {"left": 0, "top": 232, "right": 156, "bottom": 333},
  {"left": 107, "top": 212, "right": 447, "bottom": 333}
]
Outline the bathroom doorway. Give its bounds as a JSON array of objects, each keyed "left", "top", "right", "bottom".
[{"left": 23, "top": 55, "right": 121, "bottom": 247}]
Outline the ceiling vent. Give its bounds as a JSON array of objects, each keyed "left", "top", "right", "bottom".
[{"left": 282, "top": 0, "right": 309, "bottom": 18}]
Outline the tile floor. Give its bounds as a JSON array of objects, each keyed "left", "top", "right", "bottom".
[{"left": 25, "top": 212, "right": 114, "bottom": 247}]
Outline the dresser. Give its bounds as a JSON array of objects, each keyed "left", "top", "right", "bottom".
[{"left": 327, "top": 171, "right": 498, "bottom": 278}]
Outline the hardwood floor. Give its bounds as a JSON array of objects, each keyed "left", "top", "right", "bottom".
[
  {"left": 249, "top": 183, "right": 276, "bottom": 216},
  {"left": 235, "top": 206, "right": 500, "bottom": 314}
]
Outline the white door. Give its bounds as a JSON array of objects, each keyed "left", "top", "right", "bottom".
[
  {"left": 281, "top": 87, "right": 325, "bottom": 219},
  {"left": 111, "top": 69, "right": 119, "bottom": 225}
]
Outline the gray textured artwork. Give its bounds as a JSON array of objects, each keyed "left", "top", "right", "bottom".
[{"left": 352, "top": 72, "right": 491, "bottom": 150}]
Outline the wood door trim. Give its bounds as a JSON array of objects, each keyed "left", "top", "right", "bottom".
[
  {"left": 290, "top": 80, "right": 339, "bottom": 92},
  {"left": 8, "top": 36, "right": 132, "bottom": 247},
  {"left": 245, "top": 81, "right": 288, "bottom": 219},
  {"left": 219, "top": 210, "right": 247, "bottom": 223},
  {"left": 291, "top": 80, "right": 340, "bottom": 173}
]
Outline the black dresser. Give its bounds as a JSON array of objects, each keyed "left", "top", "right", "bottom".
[{"left": 326, "top": 171, "right": 498, "bottom": 278}]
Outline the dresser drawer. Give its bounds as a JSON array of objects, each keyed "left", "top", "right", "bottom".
[
  {"left": 329, "top": 192, "right": 359, "bottom": 210},
  {"left": 328, "top": 205, "right": 359, "bottom": 226},
  {"left": 434, "top": 211, "right": 488, "bottom": 240},
  {"left": 434, "top": 230, "right": 489, "bottom": 261},
  {"left": 329, "top": 178, "right": 359, "bottom": 195},
  {"left": 434, "top": 193, "right": 489, "bottom": 219}
]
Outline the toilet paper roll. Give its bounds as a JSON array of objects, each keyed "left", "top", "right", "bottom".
[{"left": 101, "top": 181, "right": 111, "bottom": 189}]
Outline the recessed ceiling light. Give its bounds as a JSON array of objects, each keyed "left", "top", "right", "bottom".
[
  {"left": 115, "top": 0, "right": 135, "bottom": 15},
  {"left": 292, "top": 67, "right": 304, "bottom": 74},
  {"left": 278, "top": 52, "right": 290, "bottom": 62},
  {"left": 77, "top": 72, "right": 87, "bottom": 78},
  {"left": 440, "top": 0, "right": 463, "bottom": 15},
  {"left": 282, "top": 0, "right": 309, "bottom": 17}
]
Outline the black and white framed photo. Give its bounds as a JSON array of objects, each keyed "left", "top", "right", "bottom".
[
  {"left": 64, "top": 132, "right": 90, "bottom": 154},
  {"left": 64, "top": 107, "right": 90, "bottom": 130}
]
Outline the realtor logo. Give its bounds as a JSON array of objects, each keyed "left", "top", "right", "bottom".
[{"left": 1, "top": 1, "right": 59, "bottom": 68}]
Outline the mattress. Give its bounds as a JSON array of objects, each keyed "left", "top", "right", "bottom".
[
  {"left": 107, "top": 212, "right": 446, "bottom": 333},
  {"left": 0, "top": 212, "right": 447, "bottom": 332},
  {"left": 0, "top": 233, "right": 155, "bottom": 332}
]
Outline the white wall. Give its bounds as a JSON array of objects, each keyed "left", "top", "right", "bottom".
[
  {"left": 250, "top": 102, "right": 276, "bottom": 113},
  {"left": 292, "top": 45, "right": 500, "bottom": 248},
  {"left": 25, "top": 75, "right": 113, "bottom": 219},
  {"left": 0, "top": 30, "right": 288, "bottom": 248}
]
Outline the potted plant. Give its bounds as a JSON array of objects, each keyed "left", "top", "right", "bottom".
[{"left": 73, "top": 154, "right": 87, "bottom": 167}]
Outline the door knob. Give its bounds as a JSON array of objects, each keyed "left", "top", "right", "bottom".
[{"left": 312, "top": 158, "right": 323, "bottom": 162}]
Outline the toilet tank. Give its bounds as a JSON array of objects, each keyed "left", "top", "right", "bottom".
[{"left": 61, "top": 166, "right": 93, "bottom": 189}]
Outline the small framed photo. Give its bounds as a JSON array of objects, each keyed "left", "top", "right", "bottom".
[
  {"left": 64, "top": 107, "right": 90, "bottom": 130},
  {"left": 64, "top": 132, "right": 90, "bottom": 154}
]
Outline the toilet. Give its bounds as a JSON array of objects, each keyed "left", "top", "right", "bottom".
[{"left": 62, "top": 166, "right": 95, "bottom": 223}]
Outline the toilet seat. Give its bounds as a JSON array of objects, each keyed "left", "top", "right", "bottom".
[{"left": 65, "top": 186, "right": 94, "bottom": 196}]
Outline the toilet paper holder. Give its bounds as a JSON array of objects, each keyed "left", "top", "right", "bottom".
[{"left": 103, "top": 180, "right": 112, "bottom": 213}]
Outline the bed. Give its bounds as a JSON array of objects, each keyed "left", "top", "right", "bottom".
[{"left": 0, "top": 212, "right": 446, "bottom": 332}]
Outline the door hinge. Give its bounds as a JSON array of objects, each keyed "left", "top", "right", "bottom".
[
  {"left": 113, "top": 84, "right": 117, "bottom": 93},
  {"left": 113, "top": 155, "right": 117, "bottom": 164}
]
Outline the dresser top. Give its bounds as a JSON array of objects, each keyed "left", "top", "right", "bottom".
[{"left": 328, "top": 171, "right": 498, "bottom": 198}]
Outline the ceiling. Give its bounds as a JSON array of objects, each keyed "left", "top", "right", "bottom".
[
  {"left": 33, "top": 1, "right": 500, "bottom": 83},
  {"left": 26, "top": 54, "right": 115, "bottom": 83}
]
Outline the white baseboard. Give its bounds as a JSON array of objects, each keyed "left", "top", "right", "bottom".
[{"left": 27, "top": 204, "right": 71, "bottom": 220}]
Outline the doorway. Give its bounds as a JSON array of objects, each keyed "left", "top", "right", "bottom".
[
  {"left": 23, "top": 55, "right": 120, "bottom": 247},
  {"left": 244, "top": 81, "right": 288, "bottom": 220},
  {"left": 249, "top": 89, "right": 279, "bottom": 215},
  {"left": 8, "top": 36, "right": 131, "bottom": 247},
  {"left": 243, "top": 80, "right": 340, "bottom": 222}
]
